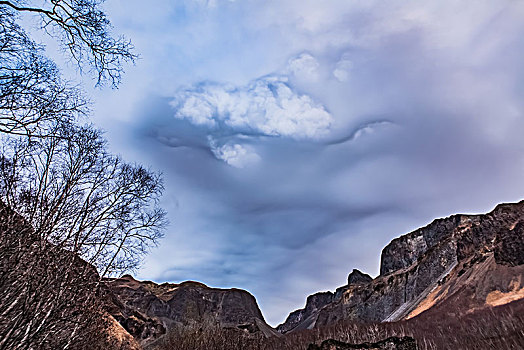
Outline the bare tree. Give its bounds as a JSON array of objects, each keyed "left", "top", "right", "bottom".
[
  {"left": 0, "top": 123, "right": 167, "bottom": 276},
  {"left": 0, "top": 1, "right": 165, "bottom": 347},
  {"left": 0, "top": 7, "right": 87, "bottom": 137},
  {"left": 0, "top": 0, "right": 137, "bottom": 87},
  {"left": 0, "top": 1, "right": 164, "bottom": 276},
  {"left": 0, "top": 123, "right": 166, "bottom": 348}
]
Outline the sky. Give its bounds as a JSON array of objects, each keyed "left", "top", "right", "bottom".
[{"left": 57, "top": 0, "right": 524, "bottom": 325}]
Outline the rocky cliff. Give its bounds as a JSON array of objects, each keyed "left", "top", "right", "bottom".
[
  {"left": 278, "top": 201, "right": 524, "bottom": 332},
  {"left": 276, "top": 269, "right": 374, "bottom": 333},
  {"left": 104, "top": 275, "right": 280, "bottom": 346}
]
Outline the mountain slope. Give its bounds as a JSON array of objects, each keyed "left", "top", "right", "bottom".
[
  {"left": 278, "top": 200, "right": 524, "bottom": 332},
  {"left": 0, "top": 201, "right": 140, "bottom": 350},
  {"left": 104, "top": 275, "right": 280, "bottom": 346}
]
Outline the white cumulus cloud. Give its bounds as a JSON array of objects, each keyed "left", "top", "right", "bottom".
[
  {"left": 208, "top": 137, "right": 261, "bottom": 168},
  {"left": 171, "top": 76, "right": 333, "bottom": 140}
]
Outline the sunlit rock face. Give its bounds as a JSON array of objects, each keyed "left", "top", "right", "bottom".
[{"left": 279, "top": 201, "right": 524, "bottom": 333}]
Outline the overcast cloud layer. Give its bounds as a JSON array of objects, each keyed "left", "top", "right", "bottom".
[{"left": 81, "top": 0, "right": 524, "bottom": 325}]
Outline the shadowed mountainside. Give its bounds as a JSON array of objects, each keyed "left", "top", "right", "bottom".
[{"left": 104, "top": 275, "right": 280, "bottom": 347}]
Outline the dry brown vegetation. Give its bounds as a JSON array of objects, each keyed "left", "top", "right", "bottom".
[
  {"left": 0, "top": 202, "right": 105, "bottom": 349},
  {"left": 151, "top": 299, "right": 524, "bottom": 350}
]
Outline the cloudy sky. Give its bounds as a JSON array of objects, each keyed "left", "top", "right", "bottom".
[{"left": 73, "top": 0, "right": 524, "bottom": 325}]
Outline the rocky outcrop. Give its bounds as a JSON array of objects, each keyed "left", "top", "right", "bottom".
[
  {"left": 348, "top": 269, "right": 373, "bottom": 285},
  {"left": 307, "top": 336, "right": 418, "bottom": 350},
  {"left": 276, "top": 291, "right": 335, "bottom": 333},
  {"left": 494, "top": 220, "right": 524, "bottom": 266},
  {"left": 277, "top": 269, "right": 373, "bottom": 334},
  {"left": 104, "top": 282, "right": 167, "bottom": 343},
  {"left": 279, "top": 200, "right": 524, "bottom": 332},
  {"left": 105, "top": 275, "right": 280, "bottom": 345}
]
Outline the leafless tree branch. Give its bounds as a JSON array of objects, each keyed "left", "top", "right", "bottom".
[{"left": 0, "top": 0, "right": 137, "bottom": 87}]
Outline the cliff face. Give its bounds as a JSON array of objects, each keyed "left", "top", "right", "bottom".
[
  {"left": 277, "top": 291, "right": 335, "bottom": 333},
  {"left": 278, "top": 201, "right": 524, "bottom": 332},
  {"left": 104, "top": 275, "right": 280, "bottom": 345},
  {"left": 276, "top": 269, "right": 373, "bottom": 333}
]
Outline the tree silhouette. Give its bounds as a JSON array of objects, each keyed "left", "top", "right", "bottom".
[
  {"left": 0, "top": 1, "right": 165, "bottom": 348},
  {"left": 0, "top": 0, "right": 136, "bottom": 86}
]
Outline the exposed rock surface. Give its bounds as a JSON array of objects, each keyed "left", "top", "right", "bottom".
[
  {"left": 279, "top": 201, "right": 524, "bottom": 332},
  {"left": 276, "top": 291, "right": 335, "bottom": 333},
  {"left": 103, "top": 282, "right": 167, "bottom": 343},
  {"left": 348, "top": 269, "right": 373, "bottom": 285},
  {"left": 307, "top": 336, "right": 417, "bottom": 350},
  {"left": 277, "top": 270, "right": 374, "bottom": 333},
  {"left": 104, "top": 275, "right": 280, "bottom": 345}
]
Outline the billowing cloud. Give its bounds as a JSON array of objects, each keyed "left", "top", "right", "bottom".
[
  {"left": 208, "top": 136, "right": 261, "bottom": 168},
  {"left": 287, "top": 53, "right": 320, "bottom": 80},
  {"left": 171, "top": 77, "right": 333, "bottom": 140},
  {"left": 170, "top": 75, "right": 333, "bottom": 166},
  {"left": 94, "top": 0, "right": 524, "bottom": 326}
]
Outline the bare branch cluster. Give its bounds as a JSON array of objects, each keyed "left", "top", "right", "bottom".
[
  {"left": 0, "top": 0, "right": 137, "bottom": 87},
  {"left": 0, "top": 124, "right": 167, "bottom": 276},
  {"left": 0, "top": 8, "right": 87, "bottom": 137},
  {"left": 0, "top": 202, "right": 114, "bottom": 350}
]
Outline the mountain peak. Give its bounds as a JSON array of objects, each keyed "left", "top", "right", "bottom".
[{"left": 348, "top": 269, "right": 373, "bottom": 285}]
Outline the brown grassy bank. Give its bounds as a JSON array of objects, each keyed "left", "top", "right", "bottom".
[{"left": 149, "top": 299, "right": 524, "bottom": 350}]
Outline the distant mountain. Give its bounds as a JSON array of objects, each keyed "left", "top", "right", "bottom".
[
  {"left": 278, "top": 201, "right": 524, "bottom": 332},
  {"left": 4, "top": 197, "right": 522, "bottom": 349},
  {"left": 104, "top": 275, "right": 280, "bottom": 347},
  {"left": 105, "top": 200, "right": 524, "bottom": 348}
]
